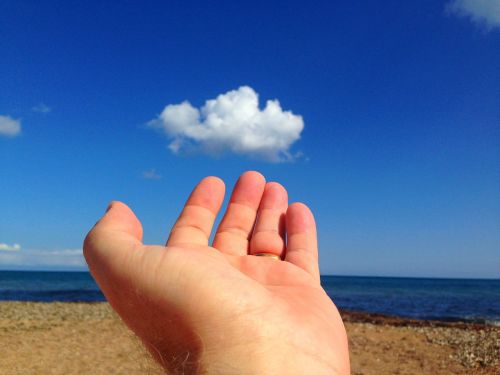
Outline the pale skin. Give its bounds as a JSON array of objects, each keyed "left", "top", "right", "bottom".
[{"left": 83, "top": 171, "right": 350, "bottom": 374}]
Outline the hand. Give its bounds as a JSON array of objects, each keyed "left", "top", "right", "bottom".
[{"left": 83, "top": 171, "right": 350, "bottom": 374}]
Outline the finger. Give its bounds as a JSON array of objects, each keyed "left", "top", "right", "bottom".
[
  {"left": 167, "top": 176, "right": 225, "bottom": 246},
  {"left": 285, "top": 202, "right": 320, "bottom": 282},
  {"left": 83, "top": 201, "right": 143, "bottom": 273},
  {"left": 213, "top": 171, "right": 266, "bottom": 256},
  {"left": 249, "top": 182, "right": 288, "bottom": 258}
]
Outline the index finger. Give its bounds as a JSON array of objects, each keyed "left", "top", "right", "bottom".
[{"left": 166, "top": 176, "right": 225, "bottom": 246}]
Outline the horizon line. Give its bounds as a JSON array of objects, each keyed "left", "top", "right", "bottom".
[{"left": 0, "top": 268, "right": 498, "bottom": 281}]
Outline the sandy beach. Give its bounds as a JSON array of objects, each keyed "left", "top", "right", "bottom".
[{"left": 0, "top": 302, "right": 498, "bottom": 375}]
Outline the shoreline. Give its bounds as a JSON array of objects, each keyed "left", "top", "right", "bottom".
[
  {"left": 340, "top": 309, "right": 500, "bottom": 328},
  {"left": 2, "top": 298, "right": 497, "bottom": 327},
  {"left": 1, "top": 301, "right": 499, "bottom": 374}
]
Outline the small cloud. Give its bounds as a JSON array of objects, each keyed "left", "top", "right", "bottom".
[
  {"left": 0, "top": 243, "right": 21, "bottom": 251},
  {"left": 142, "top": 168, "right": 162, "bottom": 180},
  {"left": 0, "top": 115, "right": 21, "bottom": 137},
  {"left": 446, "top": 0, "right": 500, "bottom": 30},
  {"left": 149, "top": 86, "right": 304, "bottom": 162},
  {"left": 0, "top": 248, "right": 86, "bottom": 270},
  {"left": 32, "top": 103, "right": 52, "bottom": 114}
]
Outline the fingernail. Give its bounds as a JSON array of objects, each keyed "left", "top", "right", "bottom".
[{"left": 105, "top": 201, "right": 114, "bottom": 213}]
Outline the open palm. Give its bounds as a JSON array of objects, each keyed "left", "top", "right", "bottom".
[{"left": 84, "top": 171, "right": 349, "bottom": 374}]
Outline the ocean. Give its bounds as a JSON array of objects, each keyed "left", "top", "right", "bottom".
[{"left": 1, "top": 271, "right": 499, "bottom": 325}]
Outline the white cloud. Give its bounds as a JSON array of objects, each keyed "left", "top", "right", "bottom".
[
  {"left": 0, "top": 243, "right": 21, "bottom": 251},
  {"left": 447, "top": 0, "right": 500, "bottom": 30},
  {"left": 149, "top": 86, "right": 304, "bottom": 162},
  {"left": 32, "top": 103, "right": 52, "bottom": 114},
  {"left": 0, "top": 115, "right": 21, "bottom": 137},
  {"left": 142, "top": 168, "right": 162, "bottom": 179},
  {"left": 0, "top": 248, "right": 86, "bottom": 270}
]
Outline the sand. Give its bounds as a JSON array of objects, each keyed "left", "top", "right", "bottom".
[{"left": 0, "top": 302, "right": 498, "bottom": 374}]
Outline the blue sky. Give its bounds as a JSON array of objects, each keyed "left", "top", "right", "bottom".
[{"left": 0, "top": 0, "right": 499, "bottom": 278}]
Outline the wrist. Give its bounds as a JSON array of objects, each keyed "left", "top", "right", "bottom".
[
  {"left": 198, "top": 340, "right": 343, "bottom": 375},
  {"left": 194, "top": 304, "right": 349, "bottom": 374}
]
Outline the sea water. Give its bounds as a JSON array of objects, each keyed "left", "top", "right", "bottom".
[{"left": 1, "top": 271, "right": 499, "bottom": 324}]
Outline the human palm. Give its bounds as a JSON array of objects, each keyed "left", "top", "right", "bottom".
[{"left": 84, "top": 171, "right": 349, "bottom": 374}]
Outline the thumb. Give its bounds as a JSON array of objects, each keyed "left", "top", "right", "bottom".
[
  {"left": 83, "top": 201, "right": 143, "bottom": 272},
  {"left": 97, "top": 201, "right": 143, "bottom": 241}
]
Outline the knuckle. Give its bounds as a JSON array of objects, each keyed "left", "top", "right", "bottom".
[{"left": 83, "top": 226, "right": 103, "bottom": 257}]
